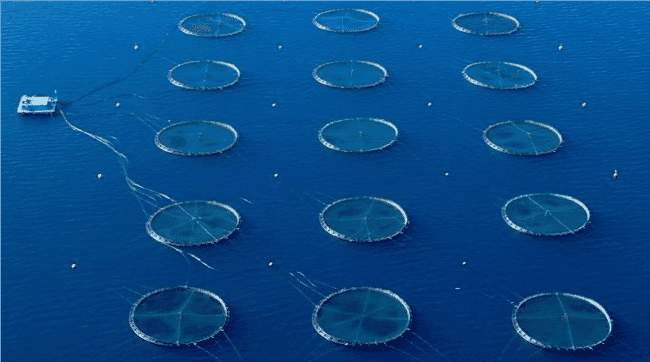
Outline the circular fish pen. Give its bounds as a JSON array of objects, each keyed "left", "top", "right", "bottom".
[
  {"left": 319, "top": 118, "right": 398, "bottom": 153},
  {"left": 512, "top": 292, "right": 612, "bottom": 350},
  {"left": 502, "top": 194, "right": 590, "bottom": 236},
  {"left": 155, "top": 121, "right": 238, "bottom": 156},
  {"left": 146, "top": 200, "right": 240, "bottom": 246},
  {"left": 129, "top": 286, "right": 229, "bottom": 346},
  {"left": 462, "top": 62, "right": 537, "bottom": 90},
  {"left": 313, "top": 9, "right": 380, "bottom": 33},
  {"left": 452, "top": 12, "right": 520, "bottom": 36},
  {"left": 178, "top": 13, "right": 246, "bottom": 37},
  {"left": 483, "top": 120, "right": 563, "bottom": 156},
  {"left": 320, "top": 196, "right": 408, "bottom": 242},
  {"left": 313, "top": 60, "right": 388, "bottom": 89},
  {"left": 168, "top": 60, "right": 240, "bottom": 90},
  {"left": 312, "top": 287, "right": 411, "bottom": 346}
]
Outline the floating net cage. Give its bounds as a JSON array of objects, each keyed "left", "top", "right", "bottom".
[
  {"left": 320, "top": 196, "right": 408, "bottom": 242},
  {"left": 313, "top": 9, "right": 380, "bottom": 33},
  {"left": 155, "top": 121, "right": 238, "bottom": 156},
  {"left": 313, "top": 60, "right": 388, "bottom": 89},
  {"left": 483, "top": 120, "right": 563, "bottom": 156},
  {"left": 312, "top": 287, "right": 411, "bottom": 346},
  {"left": 502, "top": 194, "right": 590, "bottom": 236},
  {"left": 178, "top": 13, "right": 246, "bottom": 37},
  {"left": 146, "top": 200, "right": 240, "bottom": 246},
  {"left": 512, "top": 292, "right": 612, "bottom": 350},
  {"left": 452, "top": 12, "right": 520, "bottom": 36},
  {"left": 129, "top": 286, "right": 229, "bottom": 346},
  {"left": 168, "top": 60, "right": 240, "bottom": 91},
  {"left": 319, "top": 118, "right": 398, "bottom": 153},
  {"left": 462, "top": 61, "right": 537, "bottom": 90}
]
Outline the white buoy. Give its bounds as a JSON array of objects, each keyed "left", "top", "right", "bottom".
[
  {"left": 427, "top": 102, "right": 432, "bottom": 107},
  {"left": 278, "top": 45, "right": 282, "bottom": 50},
  {"left": 70, "top": 263, "right": 78, "bottom": 270},
  {"left": 558, "top": 43, "right": 564, "bottom": 51},
  {"left": 444, "top": 172, "right": 450, "bottom": 177},
  {"left": 115, "top": 102, "right": 120, "bottom": 108},
  {"left": 273, "top": 173, "right": 279, "bottom": 179},
  {"left": 272, "top": 103, "right": 276, "bottom": 108},
  {"left": 97, "top": 174, "right": 103, "bottom": 180},
  {"left": 462, "top": 261, "right": 467, "bottom": 266},
  {"left": 134, "top": 44, "right": 139, "bottom": 51},
  {"left": 418, "top": 44, "right": 423, "bottom": 49},
  {"left": 581, "top": 102, "right": 587, "bottom": 108},
  {"left": 612, "top": 170, "right": 619, "bottom": 180},
  {"left": 268, "top": 261, "right": 274, "bottom": 268}
]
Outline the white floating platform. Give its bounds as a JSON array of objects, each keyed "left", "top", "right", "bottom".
[{"left": 17, "top": 95, "right": 57, "bottom": 115}]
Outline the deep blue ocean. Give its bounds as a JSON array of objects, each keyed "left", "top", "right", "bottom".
[{"left": 2, "top": 2, "right": 649, "bottom": 361}]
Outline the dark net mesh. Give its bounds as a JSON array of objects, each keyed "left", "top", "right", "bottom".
[
  {"left": 313, "top": 287, "right": 411, "bottom": 345},
  {"left": 168, "top": 60, "right": 240, "bottom": 91},
  {"left": 313, "top": 9, "right": 380, "bottom": 33},
  {"left": 463, "top": 61, "right": 537, "bottom": 90},
  {"left": 483, "top": 120, "right": 562, "bottom": 156},
  {"left": 146, "top": 200, "right": 240, "bottom": 246},
  {"left": 452, "top": 12, "right": 520, "bottom": 36},
  {"left": 502, "top": 193, "right": 590, "bottom": 236},
  {"left": 178, "top": 13, "right": 246, "bottom": 37},
  {"left": 155, "top": 121, "right": 238, "bottom": 156},
  {"left": 313, "top": 60, "right": 388, "bottom": 89},
  {"left": 513, "top": 292, "right": 612, "bottom": 350},
  {"left": 130, "top": 286, "right": 229, "bottom": 346},
  {"left": 320, "top": 197, "right": 408, "bottom": 242},
  {"left": 319, "top": 118, "right": 398, "bottom": 153}
]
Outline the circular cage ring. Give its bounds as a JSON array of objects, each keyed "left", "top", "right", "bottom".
[
  {"left": 313, "top": 60, "right": 388, "bottom": 89},
  {"left": 168, "top": 60, "right": 241, "bottom": 91},
  {"left": 462, "top": 61, "right": 537, "bottom": 90},
  {"left": 512, "top": 292, "right": 612, "bottom": 350},
  {"left": 319, "top": 196, "right": 408, "bottom": 242},
  {"left": 483, "top": 120, "right": 563, "bottom": 156},
  {"left": 129, "top": 286, "right": 229, "bottom": 346},
  {"left": 452, "top": 12, "right": 520, "bottom": 36},
  {"left": 146, "top": 200, "right": 241, "bottom": 246},
  {"left": 319, "top": 118, "right": 399, "bottom": 153},
  {"left": 155, "top": 121, "right": 239, "bottom": 156},
  {"left": 312, "top": 286, "right": 411, "bottom": 346},
  {"left": 178, "top": 13, "right": 246, "bottom": 37},
  {"left": 313, "top": 9, "right": 380, "bottom": 33},
  {"left": 502, "top": 193, "right": 590, "bottom": 236}
]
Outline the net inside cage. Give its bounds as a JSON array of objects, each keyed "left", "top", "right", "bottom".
[
  {"left": 463, "top": 62, "right": 537, "bottom": 90},
  {"left": 155, "top": 121, "right": 238, "bottom": 156},
  {"left": 178, "top": 13, "right": 246, "bottom": 37},
  {"left": 502, "top": 194, "right": 590, "bottom": 236},
  {"left": 320, "top": 196, "right": 408, "bottom": 242},
  {"left": 319, "top": 118, "right": 398, "bottom": 153},
  {"left": 146, "top": 200, "right": 240, "bottom": 246},
  {"left": 483, "top": 120, "right": 562, "bottom": 156},
  {"left": 452, "top": 12, "right": 520, "bottom": 36},
  {"left": 168, "top": 60, "right": 240, "bottom": 90},
  {"left": 312, "top": 287, "right": 411, "bottom": 345},
  {"left": 512, "top": 292, "right": 612, "bottom": 350},
  {"left": 313, "top": 60, "right": 388, "bottom": 89},
  {"left": 313, "top": 9, "right": 380, "bottom": 33},
  {"left": 129, "top": 286, "right": 229, "bottom": 346}
]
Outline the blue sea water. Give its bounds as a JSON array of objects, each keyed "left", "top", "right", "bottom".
[{"left": 2, "top": 2, "right": 649, "bottom": 361}]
